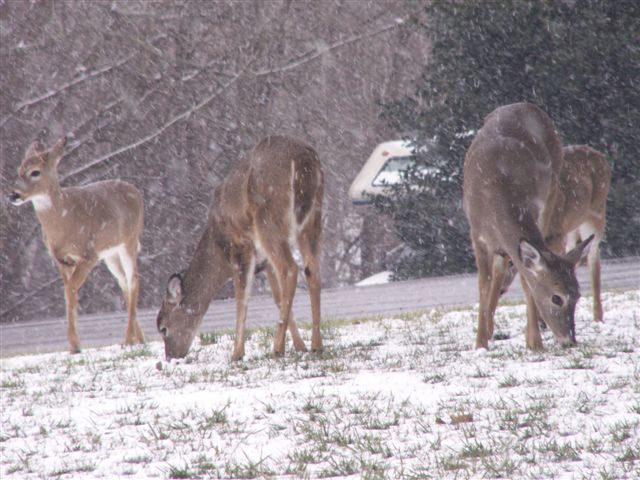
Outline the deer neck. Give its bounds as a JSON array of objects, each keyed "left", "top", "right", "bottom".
[
  {"left": 180, "top": 221, "right": 233, "bottom": 318},
  {"left": 32, "top": 181, "right": 64, "bottom": 223}
]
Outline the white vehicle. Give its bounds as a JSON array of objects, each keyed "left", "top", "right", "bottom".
[{"left": 349, "top": 140, "right": 415, "bottom": 204}]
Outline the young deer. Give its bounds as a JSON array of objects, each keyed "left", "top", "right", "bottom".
[
  {"left": 156, "top": 135, "right": 324, "bottom": 361},
  {"left": 501, "top": 145, "right": 610, "bottom": 322},
  {"left": 9, "top": 137, "right": 145, "bottom": 353},
  {"left": 463, "top": 103, "right": 593, "bottom": 350}
]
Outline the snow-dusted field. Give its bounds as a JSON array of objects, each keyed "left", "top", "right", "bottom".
[{"left": 1, "top": 290, "right": 638, "bottom": 479}]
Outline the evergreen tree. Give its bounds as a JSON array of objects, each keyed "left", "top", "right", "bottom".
[{"left": 378, "top": 0, "right": 640, "bottom": 280}]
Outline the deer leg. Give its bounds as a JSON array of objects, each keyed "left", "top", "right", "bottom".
[
  {"left": 104, "top": 253, "right": 141, "bottom": 345},
  {"left": 473, "top": 241, "right": 493, "bottom": 349},
  {"left": 255, "top": 206, "right": 299, "bottom": 357},
  {"left": 486, "top": 254, "right": 509, "bottom": 339},
  {"left": 231, "top": 250, "right": 254, "bottom": 361},
  {"left": 298, "top": 210, "right": 323, "bottom": 352},
  {"left": 118, "top": 244, "right": 145, "bottom": 344},
  {"left": 266, "top": 265, "right": 307, "bottom": 352},
  {"left": 588, "top": 241, "right": 603, "bottom": 322},
  {"left": 266, "top": 243, "right": 298, "bottom": 357},
  {"left": 521, "top": 276, "right": 544, "bottom": 350},
  {"left": 59, "top": 260, "right": 95, "bottom": 354}
]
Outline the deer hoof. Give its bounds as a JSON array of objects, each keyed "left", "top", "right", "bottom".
[
  {"left": 526, "top": 339, "right": 544, "bottom": 351},
  {"left": 293, "top": 342, "right": 308, "bottom": 353}
]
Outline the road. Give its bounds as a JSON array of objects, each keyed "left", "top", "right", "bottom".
[{"left": 1, "top": 257, "right": 638, "bottom": 356}]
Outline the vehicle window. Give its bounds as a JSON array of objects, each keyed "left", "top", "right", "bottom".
[{"left": 372, "top": 156, "right": 415, "bottom": 186}]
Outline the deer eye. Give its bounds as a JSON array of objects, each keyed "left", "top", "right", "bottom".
[
  {"left": 551, "top": 295, "right": 563, "bottom": 307},
  {"left": 30, "top": 170, "right": 41, "bottom": 178}
]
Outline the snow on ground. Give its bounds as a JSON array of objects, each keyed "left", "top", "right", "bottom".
[
  {"left": 355, "top": 271, "right": 392, "bottom": 287},
  {"left": 1, "top": 290, "right": 639, "bottom": 479}
]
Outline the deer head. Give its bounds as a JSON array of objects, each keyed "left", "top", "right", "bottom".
[
  {"left": 518, "top": 236, "right": 593, "bottom": 345},
  {"left": 9, "top": 137, "right": 66, "bottom": 209},
  {"left": 157, "top": 274, "right": 200, "bottom": 360}
]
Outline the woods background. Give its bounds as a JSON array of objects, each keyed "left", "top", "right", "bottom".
[{"left": 1, "top": 0, "right": 426, "bottom": 322}]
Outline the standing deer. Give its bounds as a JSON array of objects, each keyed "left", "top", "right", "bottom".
[
  {"left": 463, "top": 103, "right": 593, "bottom": 350},
  {"left": 500, "top": 145, "right": 610, "bottom": 322},
  {"left": 9, "top": 137, "right": 145, "bottom": 353},
  {"left": 156, "top": 135, "right": 324, "bottom": 361}
]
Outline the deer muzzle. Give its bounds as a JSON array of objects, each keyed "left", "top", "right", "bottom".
[
  {"left": 8, "top": 191, "right": 24, "bottom": 206},
  {"left": 558, "top": 326, "right": 577, "bottom": 348}
]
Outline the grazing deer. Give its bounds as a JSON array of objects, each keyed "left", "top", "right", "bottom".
[
  {"left": 500, "top": 145, "right": 610, "bottom": 322},
  {"left": 9, "top": 137, "right": 145, "bottom": 353},
  {"left": 463, "top": 103, "right": 593, "bottom": 350},
  {"left": 156, "top": 135, "right": 324, "bottom": 361}
]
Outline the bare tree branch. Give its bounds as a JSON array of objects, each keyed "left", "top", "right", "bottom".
[
  {"left": 252, "top": 16, "right": 408, "bottom": 76},
  {"left": 1, "top": 56, "right": 134, "bottom": 128},
  {"left": 61, "top": 63, "right": 251, "bottom": 182},
  {"left": 0, "top": 277, "right": 59, "bottom": 318}
]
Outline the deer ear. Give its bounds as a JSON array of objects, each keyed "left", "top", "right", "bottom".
[
  {"left": 46, "top": 136, "right": 67, "bottom": 167},
  {"left": 25, "top": 140, "right": 44, "bottom": 158},
  {"left": 565, "top": 234, "right": 594, "bottom": 267},
  {"left": 519, "top": 240, "right": 543, "bottom": 273},
  {"left": 167, "top": 274, "right": 184, "bottom": 304}
]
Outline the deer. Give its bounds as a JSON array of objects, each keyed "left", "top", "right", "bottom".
[
  {"left": 156, "top": 135, "right": 324, "bottom": 361},
  {"left": 462, "top": 103, "right": 593, "bottom": 350},
  {"left": 500, "top": 145, "right": 610, "bottom": 322},
  {"left": 8, "top": 137, "right": 145, "bottom": 353}
]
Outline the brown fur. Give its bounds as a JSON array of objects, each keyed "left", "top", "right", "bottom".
[
  {"left": 463, "top": 103, "right": 593, "bottom": 350},
  {"left": 156, "top": 135, "right": 324, "bottom": 361},
  {"left": 501, "top": 145, "right": 610, "bottom": 322},
  {"left": 10, "top": 137, "right": 145, "bottom": 353}
]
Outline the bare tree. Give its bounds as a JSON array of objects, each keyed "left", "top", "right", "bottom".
[{"left": 1, "top": 0, "right": 428, "bottom": 322}]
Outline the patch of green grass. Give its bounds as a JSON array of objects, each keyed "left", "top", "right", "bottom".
[
  {"left": 616, "top": 443, "right": 639, "bottom": 462},
  {"left": 471, "top": 366, "right": 491, "bottom": 378},
  {"left": 610, "top": 420, "right": 636, "bottom": 443},
  {"left": 1, "top": 375, "right": 25, "bottom": 389},
  {"left": 168, "top": 462, "right": 199, "bottom": 479},
  {"left": 224, "top": 454, "right": 274, "bottom": 479},
  {"left": 460, "top": 440, "right": 492, "bottom": 458},
  {"left": 435, "top": 453, "right": 468, "bottom": 473},
  {"left": 125, "top": 454, "right": 153, "bottom": 464},
  {"left": 199, "top": 331, "right": 220, "bottom": 345},
  {"left": 198, "top": 404, "right": 229, "bottom": 429},
  {"left": 563, "top": 357, "right": 594, "bottom": 370},
  {"left": 423, "top": 372, "right": 446, "bottom": 384},
  {"left": 286, "top": 447, "right": 321, "bottom": 475},
  {"left": 481, "top": 453, "right": 520, "bottom": 478},
  {"left": 498, "top": 374, "right": 520, "bottom": 388},
  {"left": 538, "top": 439, "right": 582, "bottom": 462},
  {"left": 318, "top": 456, "right": 360, "bottom": 478},
  {"left": 118, "top": 344, "right": 154, "bottom": 360}
]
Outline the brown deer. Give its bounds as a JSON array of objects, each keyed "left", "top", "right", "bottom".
[
  {"left": 156, "top": 135, "right": 324, "bottom": 361},
  {"left": 463, "top": 103, "right": 593, "bottom": 350},
  {"left": 9, "top": 137, "right": 145, "bottom": 353},
  {"left": 500, "top": 145, "right": 610, "bottom": 322}
]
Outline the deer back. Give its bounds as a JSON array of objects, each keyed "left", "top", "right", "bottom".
[
  {"left": 211, "top": 135, "right": 323, "bottom": 247},
  {"left": 463, "top": 102, "right": 564, "bottom": 251}
]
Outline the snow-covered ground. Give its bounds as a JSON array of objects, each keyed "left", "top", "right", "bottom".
[{"left": 1, "top": 290, "right": 638, "bottom": 479}]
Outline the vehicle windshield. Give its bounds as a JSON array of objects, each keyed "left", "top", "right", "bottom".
[{"left": 372, "top": 156, "right": 415, "bottom": 186}]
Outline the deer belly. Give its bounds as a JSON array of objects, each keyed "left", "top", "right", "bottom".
[{"left": 97, "top": 243, "right": 126, "bottom": 261}]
